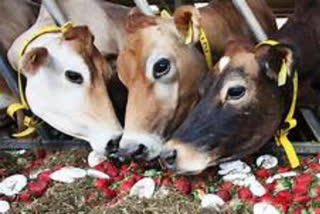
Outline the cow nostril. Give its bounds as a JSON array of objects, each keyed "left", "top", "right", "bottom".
[
  {"left": 164, "top": 150, "right": 177, "bottom": 167},
  {"left": 106, "top": 136, "right": 121, "bottom": 154},
  {"left": 133, "top": 144, "right": 147, "bottom": 158}
]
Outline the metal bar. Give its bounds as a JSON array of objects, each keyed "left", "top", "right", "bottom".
[
  {"left": 0, "top": 139, "right": 90, "bottom": 151},
  {"left": 42, "top": 0, "right": 68, "bottom": 26},
  {"left": 0, "top": 46, "right": 19, "bottom": 97},
  {"left": 293, "top": 142, "right": 320, "bottom": 154},
  {"left": 232, "top": 0, "right": 268, "bottom": 42},
  {"left": 300, "top": 108, "right": 320, "bottom": 142}
]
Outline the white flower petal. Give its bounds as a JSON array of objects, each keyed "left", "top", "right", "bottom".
[
  {"left": 50, "top": 172, "right": 75, "bottom": 184},
  {"left": 50, "top": 167, "right": 86, "bottom": 183},
  {"left": 0, "top": 175, "right": 27, "bottom": 196},
  {"left": 249, "top": 180, "right": 266, "bottom": 197},
  {"left": 88, "top": 151, "right": 106, "bottom": 168},
  {"left": 222, "top": 173, "right": 249, "bottom": 182},
  {"left": 253, "top": 202, "right": 279, "bottom": 214},
  {"left": 256, "top": 155, "right": 278, "bottom": 169},
  {"left": 266, "top": 172, "right": 298, "bottom": 184},
  {"left": 62, "top": 167, "right": 87, "bottom": 178},
  {"left": 201, "top": 194, "right": 225, "bottom": 211},
  {"left": 0, "top": 200, "right": 10, "bottom": 213},
  {"left": 219, "top": 160, "right": 251, "bottom": 175},
  {"left": 129, "top": 178, "right": 155, "bottom": 199},
  {"left": 87, "top": 169, "right": 110, "bottom": 179}
]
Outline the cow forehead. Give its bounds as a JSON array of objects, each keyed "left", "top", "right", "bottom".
[{"left": 222, "top": 52, "right": 260, "bottom": 77}]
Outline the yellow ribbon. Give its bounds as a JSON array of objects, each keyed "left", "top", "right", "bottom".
[
  {"left": 257, "top": 40, "right": 300, "bottom": 168},
  {"left": 7, "top": 22, "right": 74, "bottom": 138},
  {"left": 160, "top": 10, "right": 212, "bottom": 69}
]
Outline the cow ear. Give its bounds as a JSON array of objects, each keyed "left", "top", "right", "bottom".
[
  {"left": 19, "top": 47, "right": 49, "bottom": 77},
  {"left": 173, "top": 5, "right": 201, "bottom": 45},
  {"left": 126, "top": 7, "right": 156, "bottom": 33},
  {"left": 255, "top": 44, "right": 294, "bottom": 84}
]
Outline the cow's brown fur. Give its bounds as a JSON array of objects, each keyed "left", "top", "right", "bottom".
[
  {"left": 117, "top": 0, "right": 276, "bottom": 159},
  {"left": 161, "top": 0, "right": 320, "bottom": 174}
]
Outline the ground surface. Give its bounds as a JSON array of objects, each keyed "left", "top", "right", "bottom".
[{"left": 1, "top": 147, "right": 320, "bottom": 214}]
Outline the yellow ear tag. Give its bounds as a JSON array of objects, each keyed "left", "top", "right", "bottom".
[
  {"left": 278, "top": 59, "right": 288, "bottom": 87},
  {"left": 184, "top": 22, "right": 193, "bottom": 45},
  {"left": 160, "top": 10, "right": 171, "bottom": 19}
]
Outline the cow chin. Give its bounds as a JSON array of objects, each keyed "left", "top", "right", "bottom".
[{"left": 31, "top": 108, "right": 122, "bottom": 154}]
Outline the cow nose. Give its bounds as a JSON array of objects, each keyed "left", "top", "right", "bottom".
[
  {"left": 160, "top": 150, "right": 177, "bottom": 170},
  {"left": 105, "top": 135, "right": 121, "bottom": 155},
  {"left": 118, "top": 144, "right": 148, "bottom": 159}
]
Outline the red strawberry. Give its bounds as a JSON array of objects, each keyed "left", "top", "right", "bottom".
[
  {"left": 292, "top": 184, "right": 308, "bottom": 195},
  {"left": 95, "top": 179, "right": 109, "bottom": 190},
  {"left": 293, "top": 194, "right": 310, "bottom": 205},
  {"left": 20, "top": 191, "right": 31, "bottom": 203},
  {"left": 237, "top": 188, "right": 253, "bottom": 200},
  {"left": 265, "top": 181, "right": 276, "bottom": 193},
  {"left": 132, "top": 174, "right": 143, "bottom": 182},
  {"left": 113, "top": 174, "right": 124, "bottom": 182},
  {"left": 119, "top": 178, "right": 136, "bottom": 192},
  {"left": 102, "top": 188, "right": 116, "bottom": 199},
  {"left": 34, "top": 149, "right": 47, "bottom": 159},
  {"left": 277, "top": 166, "right": 290, "bottom": 173},
  {"left": 296, "top": 173, "right": 313, "bottom": 185},
  {"left": 273, "top": 202, "right": 288, "bottom": 214},
  {"left": 0, "top": 169, "right": 8, "bottom": 177},
  {"left": 216, "top": 190, "right": 231, "bottom": 202},
  {"left": 313, "top": 208, "right": 320, "bottom": 214},
  {"left": 161, "top": 178, "right": 171, "bottom": 186},
  {"left": 291, "top": 208, "right": 302, "bottom": 214},
  {"left": 220, "top": 182, "right": 233, "bottom": 191},
  {"left": 255, "top": 169, "right": 271, "bottom": 179},
  {"left": 276, "top": 191, "right": 292, "bottom": 203},
  {"left": 37, "top": 171, "right": 52, "bottom": 184},
  {"left": 309, "top": 162, "right": 320, "bottom": 173},
  {"left": 27, "top": 180, "right": 48, "bottom": 197},
  {"left": 173, "top": 178, "right": 192, "bottom": 195},
  {"left": 120, "top": 164, "right": 130, "bottom": 176},
  {"left": 258, "top": 193, "right": 273, "bottom": 203}
]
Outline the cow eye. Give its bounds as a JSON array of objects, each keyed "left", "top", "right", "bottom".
[
  {"left": 227, "top": 86, "right": 246, "bottom": 100},
  {"left": 65, "top": 70, "right": 83, "bottom": 84},
  {"left": 153, "top": 58, "right": 171, "bottom": 79}
]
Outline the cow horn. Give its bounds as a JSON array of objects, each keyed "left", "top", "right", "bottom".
[{"left": 133, "top": 0, "right": 154, "bottom": 16}]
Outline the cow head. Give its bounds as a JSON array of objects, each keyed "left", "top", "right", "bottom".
[
  {"left": 160, "top": 41, "right": 296, "bottom": 174},
  {"left": 19, "top": 26, "right": 122, "bottom": 154},
  {"left": 117, "top": 7, "right": 207, "bottom": 160}
]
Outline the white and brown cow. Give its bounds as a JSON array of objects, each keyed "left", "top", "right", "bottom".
[
  {"left": 6, "top": 0, "right": 130, "bottom": 154},
  {"left": 116, "top": 0, "right": 276, "bottom": 160},
  {"left": 160, "top": 0, "right": 320, "bottom": 174}
]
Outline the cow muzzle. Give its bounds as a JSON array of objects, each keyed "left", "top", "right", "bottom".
[{"left": 118, "top": 132, "right": 162, "bottom": 160}]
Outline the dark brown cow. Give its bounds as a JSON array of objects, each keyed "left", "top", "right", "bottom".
[
  {"left": 160, "top": 0, "right": 320, "bottom": 174},
  {"left": 117, "top": 0, "right": 276, "bottom": 160}
]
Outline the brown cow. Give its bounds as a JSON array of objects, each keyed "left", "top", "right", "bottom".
[
  {"left": 6, "top": 1, "right": 130, "bottom": 154},
  {"left": 117, "top": 0, "right": 276, "bottom": 160},
  {"left": 160, "top": 0, "right": 320, "bottom": 174}
]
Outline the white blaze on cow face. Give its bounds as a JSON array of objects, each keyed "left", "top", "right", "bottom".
[
  {"left": 218, "top": 56, "right": 230, "bottom": 72},
  {"left": 19, "top": 27, "right": 122, "bottom": 153}
]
